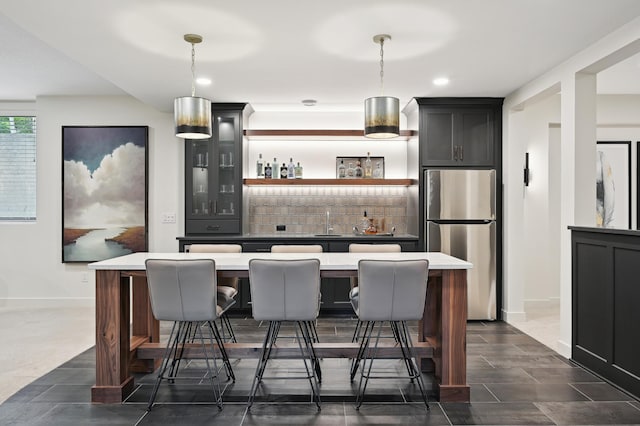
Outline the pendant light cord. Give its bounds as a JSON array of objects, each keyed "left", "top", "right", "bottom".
[
  {"left": 379, "top": 38, "right": 385, "bottom": 95},
  {"left": 190, "top": 42, "right": 196, "bottom": 97}
]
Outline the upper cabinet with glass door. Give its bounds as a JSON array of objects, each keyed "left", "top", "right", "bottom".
[{"left": 185, "top": 103, "right": 246, "bottom": 235}]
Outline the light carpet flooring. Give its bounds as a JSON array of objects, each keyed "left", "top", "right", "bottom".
[
  {"left": 0, "top": 302, "right": 95, "bottom": 403},
  {"left": 508, "top": 300, "right": 561, "bottom": 353},
  {"left": 0, "top": 300, "right": 561, "bottom": 404}
]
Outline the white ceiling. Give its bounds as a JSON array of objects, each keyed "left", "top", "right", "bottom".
[{"left": 1, "top": 0, "right": 639, "bottom": 112}]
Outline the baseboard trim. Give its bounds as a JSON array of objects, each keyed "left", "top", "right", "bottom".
[
  {"left": 557, "top": 339, "right": 571, "bottom": 358},
  {"left": 502, "top": 309, "right": 526, "bottom": 322},
  {"left": 0, "top": 298, "right": 94, "bottom": 309}
]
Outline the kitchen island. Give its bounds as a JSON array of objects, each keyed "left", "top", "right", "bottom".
[{"left": 88, "top": 251, "right": 472, "bottom": 404}]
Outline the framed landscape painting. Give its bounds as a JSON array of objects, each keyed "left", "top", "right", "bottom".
[
  {"left": 62, "top": 126, "right": 148, "bottom": 262},
  {"left": 596, "top": 141, "right": 631, "bottom": 229}
]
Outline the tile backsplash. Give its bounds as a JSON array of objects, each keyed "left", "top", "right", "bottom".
[{"left": 246, "top": 186, "right": 408, "bottom": 235}]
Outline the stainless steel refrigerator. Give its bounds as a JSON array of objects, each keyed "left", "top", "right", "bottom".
[{"left": 425, "top": 169, "right": 497, "bottom": 320}]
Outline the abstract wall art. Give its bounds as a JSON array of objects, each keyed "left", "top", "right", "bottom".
[{"left": 596, "top": 141, "right": 630, "bottom": 229}]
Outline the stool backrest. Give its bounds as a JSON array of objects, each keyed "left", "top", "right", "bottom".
[
  {"left": 145, "top": 259, "right": 218, "bottom": 322},
  {"left": 349, "top": 243, "right": 401, "bottom": 253},
  {"left": 357, "top": 259, "right": 429, "bottom": 321},
  {"left": 249, "top": 259, "right": 321, "bottom": 321},
  {"left": 187, "top": 244, "right": 242, "bottom": 289},
  {"left": 188, "top": 244, "right": 242, "bottom": 253},
  {"left": 271, "top": 245, "right": 323, "bottom": 253},
  {"left": 348, "top": 244, "right": 401, "bottom": 288}
]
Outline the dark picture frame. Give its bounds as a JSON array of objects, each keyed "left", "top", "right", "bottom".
[
  {"left": 637, "top": 141, "right": 640, "bottom": 230},
  {"left": 62, "top": 126, "right": 149, "bottom": 262},
  {"left": 596, "top": 141, "right": 631, "bottom": 229}
]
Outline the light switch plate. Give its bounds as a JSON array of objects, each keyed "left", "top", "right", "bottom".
[{"left": 162, "top": 213, "right": 176, "bottom": 223}]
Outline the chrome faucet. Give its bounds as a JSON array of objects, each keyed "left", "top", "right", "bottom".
[{"left": 325, "top": 210, "right": 332, "bottom": 234}]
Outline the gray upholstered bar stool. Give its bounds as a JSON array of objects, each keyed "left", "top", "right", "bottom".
[
  {"left": 145, "top": 259, "right": 230, "bottom": 411},
  {"left": 270, "top": 244, "right": 323, "bottom": 344},
  {"left": 348, "top": 244, "right": 402, "bottom": 347},
  {"left": 188, "top": 244, "right": 242, "bottom": 343},
  {"left": 247, "top": 258, "right": 322, "bottom": 410},
  {"left": 352, "top": 259, "right": 430, "bottom": 410}
]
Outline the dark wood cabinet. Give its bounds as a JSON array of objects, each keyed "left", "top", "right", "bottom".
[
  {"left": 571, "top": 227, "right": 640, "bottom": 399},
  {"left": 416, "top": 98, "right": 502, "bottom": 167},
  {"left": 185, "top": 103, "right": 246, "bottom": 235}
]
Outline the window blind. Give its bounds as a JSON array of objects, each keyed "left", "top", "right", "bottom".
[{"left": 0, "top": 116, "right": 36, "bottom": 220}]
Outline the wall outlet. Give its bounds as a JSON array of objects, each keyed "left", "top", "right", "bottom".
[
  {"left": 162, "top": 213, "right": 176, "bottom": 223},
  {"left": 276, "top": 224, "right": 286, "bottom": 231}
]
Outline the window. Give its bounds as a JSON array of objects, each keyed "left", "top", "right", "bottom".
[{"left": 0, "top": 116, "right": 36, "bottom": 221}]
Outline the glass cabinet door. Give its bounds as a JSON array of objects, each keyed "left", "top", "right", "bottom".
[
  {"left": 188, "top": 140, "right": 210, "bottom": 217},
  {"left": 212, "top": 114, "right": 239, "bottom": 218}
]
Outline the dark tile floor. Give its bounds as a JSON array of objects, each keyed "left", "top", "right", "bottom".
[{"left": 1, "top": 318, "right": 639, "bottom": 425}]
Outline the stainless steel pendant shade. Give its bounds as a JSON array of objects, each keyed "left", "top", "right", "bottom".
[
  {"left": 174, "top": 96, "right": 212, "bottom": 139},
  {"left": 364, "top": 96, "right": 399, "bottom": 138},
  {"left": 364, "top": 34, "right": 399, "bottom": 139},
  {"left": 174, "top": 34, "right": 212, "bottom": 140}
]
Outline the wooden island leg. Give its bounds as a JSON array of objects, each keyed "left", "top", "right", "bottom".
[
  {"left": 130, "top": 274, "right": 160, "bottom": 373},
  {"left": 421, "top": 269, "right": 470, "bottom": 402},
  {"left": 91, "top": 270, "right": 134, "bottom": 403}
]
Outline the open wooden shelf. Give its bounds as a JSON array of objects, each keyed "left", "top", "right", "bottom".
[
  {"left": 243, "top": 129, "right": 416, "bottom": 140},
  {"left": 243, "top": 178, "right": 414, "bottom": 186}
]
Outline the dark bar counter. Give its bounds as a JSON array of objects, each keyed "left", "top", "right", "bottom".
[{"left": 570, "top": 226, "right": 640, "bottom": 399}]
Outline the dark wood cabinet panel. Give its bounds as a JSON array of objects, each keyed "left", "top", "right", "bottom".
[
  {"left": 416, "top": 98, "right": 502, "bottom": 167},
  {"left": 571, "top": 227, "right": 640, "bottom": 399}
]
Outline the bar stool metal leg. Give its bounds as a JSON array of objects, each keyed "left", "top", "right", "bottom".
[
  {"left": 248, "top": 321, "right": 279, "bottom": 409},
  {"left": 295, "top": 321, "right": 321, "bottom": 410},
  {"left": 208, "top": 321, "right": 236, "bottom": 382},
  {"left": 396, "top": 320, "right": 430, "bottom": 411},
  {"left": 196, "top": 319, "right": 223, "bottom": 410}
]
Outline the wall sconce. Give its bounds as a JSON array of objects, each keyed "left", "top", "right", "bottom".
[{"left": 523, "top": 152, "right": 530, "bottom": 186}]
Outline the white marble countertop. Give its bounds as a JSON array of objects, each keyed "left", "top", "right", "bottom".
[{"left": 88, "top": 251, "right": 472, "bottom": 271}]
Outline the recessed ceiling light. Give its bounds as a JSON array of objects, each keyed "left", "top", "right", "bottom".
[
  {"left": 433, "top": 77, "right": 449, "bottom": 86},
  {"left": 196, "top": 77, "right": 212, "bottom": 86},
  {"left": 302, "top": 99, "right": 317, "bottom": 106}
]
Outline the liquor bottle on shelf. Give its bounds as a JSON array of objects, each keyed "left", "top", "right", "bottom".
[
  {"left": 337, "top": 159, "right": 346, "bottom": 178},
  {"left": 354, "top": 160, "right": 363, "bottom": 178},
  {"left": 347, "top": 162, "right": 355, "bottom": 178},
  {"left": 287, "top": 158, "right": 295, "bottom": 179},
  {"left": 256, "top": 153, "right": 264, "bottom": 178},
  {"left": 272, "top": 157, "right": 278, "bottom": 178},
  {"left": 264, "top": 162, "right": 272, "bottom": 179},
  {"left": 295, "top": 162, "right": 303, "bottom": 178},
  {"left": 364, "top": 152, "right": 373, "bottom": 178},
  {"left": 373, "top": 161, "right": 383, "bottom": 178},
  {"left": 280, "top": 162, "right": 288, "bottom": 179}
]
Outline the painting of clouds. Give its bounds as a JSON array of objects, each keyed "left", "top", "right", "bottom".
[{"left": 62, "top": 126, "right": 148, "bottom": 262}]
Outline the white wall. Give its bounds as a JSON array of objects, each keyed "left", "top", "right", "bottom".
[
  {"left": 0, "top": 96, "right": 181, "bottom": 303},
  {"left": 520, "top": 95, "right": 562, "bottom": 302}
]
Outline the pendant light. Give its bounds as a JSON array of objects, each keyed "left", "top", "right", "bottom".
[
  {"left": 174, "top": 34, "right": 212, "bottom": 139},
  {"left": 364, "top": 34, "right": 399, "bottom": 139}
]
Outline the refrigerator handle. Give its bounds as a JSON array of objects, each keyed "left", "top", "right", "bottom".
[
  {"left": 460, "top": 146, "right": 463, "bottom": 161},
  {"left": 453, "top": 146, "right": 458, "bottom": 161}
]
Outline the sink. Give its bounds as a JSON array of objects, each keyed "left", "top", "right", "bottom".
[{"left": 313, "top": 234, "right": 343, "bottom": 237}]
